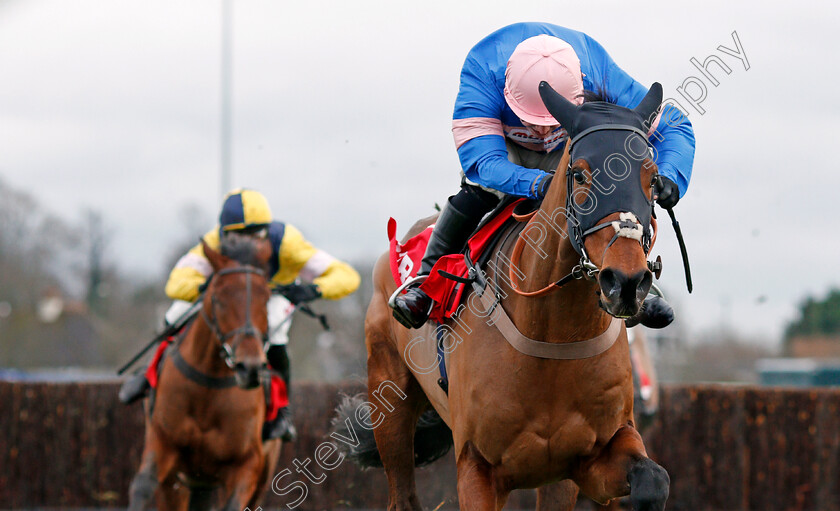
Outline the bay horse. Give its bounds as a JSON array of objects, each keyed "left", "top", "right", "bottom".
[
  {"left": 360, "top": 83, "right": 669, "bottom": 510},
  {"left": 128, "top": 234, "right": 282, "bottom": 511}
]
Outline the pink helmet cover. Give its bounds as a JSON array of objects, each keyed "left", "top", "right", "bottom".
[{"left": 504, "top": 34, "right": 584, "bottom": 126}]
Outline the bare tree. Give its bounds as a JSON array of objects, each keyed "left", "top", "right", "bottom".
[{"left": 82, "top": 209, "right": 114, "bottom": 314}]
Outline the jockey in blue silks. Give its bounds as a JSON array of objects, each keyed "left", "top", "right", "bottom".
[{"left": 391, "top": 22, "right": 695, "bottom": 329}]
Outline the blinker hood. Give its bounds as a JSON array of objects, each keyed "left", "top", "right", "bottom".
[{"left": 539, "top": 82, "right": 663, "bottom": 257}]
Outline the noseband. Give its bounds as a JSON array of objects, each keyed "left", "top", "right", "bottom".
[{"left": 200, "top": 266, "right": 268, "bottom": 369}]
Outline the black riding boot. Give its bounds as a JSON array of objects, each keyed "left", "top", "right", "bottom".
[
  {"left": 118, "top": 370, "right": 151, "bottom": 405},
  {"left": 391, "top": 186, "right": 499, "bottom": 329},
  {"left": 263, "top": 345, "right": 297, "bottom": 442},
  {"left": 625, "top": 294, "right": 675, "bottom": 329}
]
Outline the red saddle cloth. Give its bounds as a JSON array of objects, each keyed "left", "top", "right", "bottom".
[
  {"left": 145, "top": 338, "right": 172, "bottom": 389},
  {"left": 388, "top": 200, "right": 522, "bottom": 323},
  {"left": 145, "top": 337, "right": 288, "bottom": 421}
]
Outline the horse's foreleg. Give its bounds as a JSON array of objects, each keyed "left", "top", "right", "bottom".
[
  {"left": 130, "top": 422, "right": 183, "bottom": 511},
  {"left": 187, "top": 487, "right": 216, "bottom": 511},
  {"left": 455, "top": 442, "right": 510, "bottom": 511},
  {"left": 220, "top": 451, "right": 265, "bottom": 511},
  {"left": 149, "top": 433, "right": 188, "bottom": 511},
  {"left": 535, "top": 480, "right": 579, "bottom": 511},
  {"left": 367, "top": 304, "right": 425, "bottom": 511},
  {"left": 247, "top": 438, "right": 282, "bottom": 509},
  {"left": 572, "top": 425, "right": 669, "bottom": 511},
  {"left": 128, "top": 453, "right": 158, "bottom": 511}
]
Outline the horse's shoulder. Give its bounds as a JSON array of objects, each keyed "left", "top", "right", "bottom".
[{"left": 400, "top": 213, "right": 439, "bottom": 244}]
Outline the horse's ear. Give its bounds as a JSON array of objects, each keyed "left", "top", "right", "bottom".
[
  {"left": 539, "top": 81, "right": 577, "bottom": 129},
  {"left": 634, "top": 82, "right": 663, "bottom": 122},
  {"left": 202, "top": 238, "right": 227, "bottom": 272}
]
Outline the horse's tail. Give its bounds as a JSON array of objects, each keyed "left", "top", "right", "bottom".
[{"left": 331, "top": 393, "right": 453, "bottom": 468}]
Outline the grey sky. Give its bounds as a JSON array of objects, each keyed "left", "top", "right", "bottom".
[{"left": 1, "top": 0, "right": 838, "bottom": 342}]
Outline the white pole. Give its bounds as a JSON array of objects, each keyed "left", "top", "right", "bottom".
[{"left": 220, "top": 0, "right": 233, "bottom": 198}]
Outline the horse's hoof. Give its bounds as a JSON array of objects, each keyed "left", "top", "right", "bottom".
[{"left": 628, "top": 457, "right": 669, "bottom": 510}]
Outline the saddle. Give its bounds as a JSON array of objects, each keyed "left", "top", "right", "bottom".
[{"left": 388, "top": 198, "right": 529, "bottom": 323}]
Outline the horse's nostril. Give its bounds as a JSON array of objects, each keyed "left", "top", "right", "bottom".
[
  {"left": 636, "top": 271, "right": 653, "bottom": 302},
  {"left": 598, "top": 268, "right": 627, "bottom": 298},
  {"left": 598, "top": 269, "right": 624, "bottom": 301},
  {"left": 600, "top": 269, "right": 651, "bottom": 309},
  {"left": 233, "top": 362, "right": 263, "bottom": 389}
]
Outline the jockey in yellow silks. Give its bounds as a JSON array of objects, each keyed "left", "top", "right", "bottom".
[
  {"left": 119, "top": 188, "right": 360, "bottom": 442},
  {"left": 164, "top": 189, "right": 359, "bottom": 305}
]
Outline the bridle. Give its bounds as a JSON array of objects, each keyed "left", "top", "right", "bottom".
[
  {"left": 199, "top": 266, "right": 268, "bottom": 369},
  {"left": 508, "top": 124, "right": 660, "bottom": 298}
]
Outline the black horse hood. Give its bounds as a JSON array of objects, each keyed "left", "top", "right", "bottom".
[{"left": 539, "top": 82, "right": 663, "bottom": 256}]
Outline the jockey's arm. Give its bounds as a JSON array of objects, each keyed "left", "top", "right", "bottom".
[
  {"left": 164, "top": 229, "right": 219, "bottom": 302},
  {"left": 584, "top": 34, "right": 696, "bottom": 197},
  {"left": 452, "top": 53, "right": 551, "bottom": 199},
  {"left": 456, "top": 135, "right": 547, "bottom": 198},
  {"left": 271, "top": 224, "right": 360, "bottom": 300}
]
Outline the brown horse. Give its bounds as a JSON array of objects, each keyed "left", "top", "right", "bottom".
[
  {"left": 358, "top": 83, "right": 669, "bottom": 510},
  {"left": 128, "top": 234, "right": 281, "bottom": 511}
]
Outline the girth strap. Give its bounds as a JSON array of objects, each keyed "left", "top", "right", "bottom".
[
  {"left": 169, "top": 346, "right": 238, "bottom": 389},
  {"left": 477, "top": 288, "right": 622, "bottom": 360}
]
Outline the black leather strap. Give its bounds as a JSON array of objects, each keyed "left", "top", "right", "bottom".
[{"left": 169, "top": 346, "right": 237, "bottom": 389}]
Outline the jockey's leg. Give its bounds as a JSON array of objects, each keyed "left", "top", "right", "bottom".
[
  {"left": 391, "top": 184, "right": 499, "bottom": 329},
  {"left": 119, "top": 300, "right": 196, "bottom": 405},
  {"left": 118, "top": 370, "right": 152, "bottom": 405},
  {"left": 624, "top": 294, "right": 674, "bottom": 329},
  {"left": 263, "top": 295, "right": 297, "bottom": 442}
]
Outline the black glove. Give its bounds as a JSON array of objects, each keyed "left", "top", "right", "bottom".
[
  {"left": 534, "top": 173, "right": 553, "bottom": 199},
  {"left": 280, "top": 283, "right": 322, "bottom": 305},
  {"left": 654, "top": 175, "right": 680, "bottom": 209},
  {"left": 197, "top": 277, "right": 211, "bottom": 294}
]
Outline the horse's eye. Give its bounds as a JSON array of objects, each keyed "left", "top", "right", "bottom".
[{"left": 573, "top": 171, "right": 586, "bottom": 185}]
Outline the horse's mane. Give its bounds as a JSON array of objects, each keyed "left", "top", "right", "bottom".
[
  {"left": 219, "top": 232, "right": 269, "bottom": 269},
  {"left": 582, "top": 87, "right": 614, "bottom": 104}
]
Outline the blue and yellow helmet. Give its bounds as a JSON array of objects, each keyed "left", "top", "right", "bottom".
[{"left": 219, "top": 188, "right": 272, "bottom": 232}]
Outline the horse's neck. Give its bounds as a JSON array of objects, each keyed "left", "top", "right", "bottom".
[
  {"left": 180, "top": 315, "right": 231, "bottom": 376},
  {"left": 502, "top": 174, "right": 612, "bottom": 342}
]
